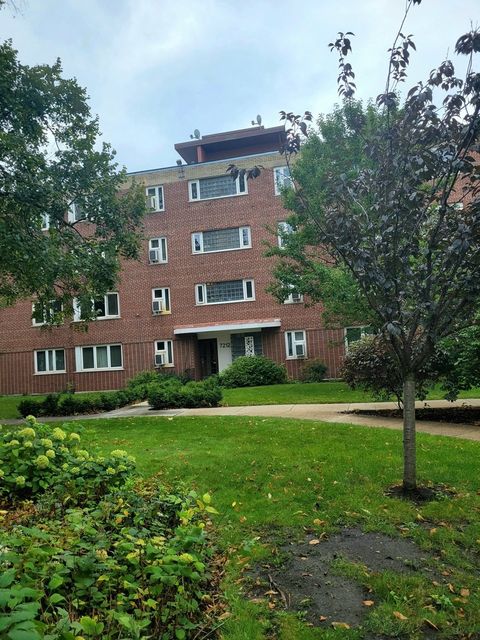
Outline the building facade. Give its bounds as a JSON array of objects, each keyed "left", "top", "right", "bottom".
[{"left": 0, "top": 125, "right": 349, "bottom": 395}]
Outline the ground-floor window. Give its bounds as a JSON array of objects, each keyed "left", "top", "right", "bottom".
[
  {"left": 75, "top": 344, "right": 123, "bottom": 371},
  {"left": 231, "top": 333, "right": 263, "bottom": 360},
  {"left": 285, "top": 330, "right": 307, "bottom": 359},
  {"left": 154, "top": 340, "right": 174, "bottom": 367},
  {"left": 344, "top": 326, "right": 374, "bottom": 350},
  {"left": 35, "top": 349, "right": 66, "bottom": 374}
]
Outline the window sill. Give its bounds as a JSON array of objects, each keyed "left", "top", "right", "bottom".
[
  {"left": 286, "top": 356, "right": 307, "bottom": 361},
  {"left": 149, "top": 261, "right": 168, "bottom": 265},
  {"left": 196, "top": 298, "right": 255, "bottom": 306},
  {"left": 77, "top": 367, "right": 124, "bottom": 373},
  {"left": 192, "top": 246, "right": 252, "bottom": 255},
  {"left": 148, "top": 209, "right": 165, "bottom": 213},
  {"left": 72, "top": 316, "right": 121, "bottom": 323},
  {"left": 189, "top": 191, "right": 248, "bottom": 203},
  {"left": 34, "top": 370, "right": 67, "bottom": 375}
]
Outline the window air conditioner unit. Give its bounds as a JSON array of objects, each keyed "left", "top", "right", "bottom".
[
  {"left": 291, "top": 292, "right": 303, "bottom": 303},
  {"left": 148, "top": 195, "right": 158, "bottom": 210},
  {"left": 152, "top": 299, "right": 164, "bottom": 315},
  {"left": 149, "top": 249, "right": 160, "bottom": 264},
  {"left": 154, "top": 353, "right": 165, "bottom": 367}
]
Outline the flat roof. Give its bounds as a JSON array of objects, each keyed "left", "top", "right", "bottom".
[{"left": 174, "top": 318, "right": 281, "bottom": 335}]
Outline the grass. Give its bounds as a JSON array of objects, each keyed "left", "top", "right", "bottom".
[
  {"left": 4, "top": 381, "right": 480, "bottom": 420},
  {"left": 73, "top": 415, "right": 480, "bottom": 639},
  {"left": 221, "top": 381, "right": 480, "bottom": 406}
]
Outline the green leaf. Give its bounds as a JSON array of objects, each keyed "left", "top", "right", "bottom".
[
  {"left": 48, "top": 575, "right": 64, "bottom": 590},
  {"left": 175, "top": 629, "right": 186, "bottom": 640},
  {"left": 49, "top": 593, "right": 65, "bottom": 604},
  {"left": 0, "top": 569, "right": 16, "bottom": 588}
]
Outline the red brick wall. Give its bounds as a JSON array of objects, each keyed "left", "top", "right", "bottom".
[{"left": 0, "top": 152, "right": 346, "bottom": 394}]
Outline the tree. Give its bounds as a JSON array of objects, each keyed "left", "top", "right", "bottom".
[
  {"left": 0, "top": 40, "right": 146, "bottom": 321},
  {"left": 230, "top": 1, "right": 480, "bottom": 492}
]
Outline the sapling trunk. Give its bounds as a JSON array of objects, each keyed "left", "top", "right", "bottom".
[{"left": 402, "top": 372, "right": 416, "bottom": 491}]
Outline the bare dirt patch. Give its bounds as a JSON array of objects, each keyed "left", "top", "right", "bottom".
[{"left": 250, "top": 527, "right": 438, "bottom": 628}]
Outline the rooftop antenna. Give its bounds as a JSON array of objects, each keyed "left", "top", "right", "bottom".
[
  {"left": 190, "top": 129, "right": 201, "bottom": 140},
  {"left": 251, "top": 114, "right": 262, "bottom": 126}
]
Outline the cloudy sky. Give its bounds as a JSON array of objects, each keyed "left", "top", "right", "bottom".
[{"left": 1, "top": 0, "right": 478, "bottom": 171}]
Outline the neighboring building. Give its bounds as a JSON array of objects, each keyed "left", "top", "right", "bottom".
[{"left": 0, "top": 125, "right": 348, "bottom": 395}]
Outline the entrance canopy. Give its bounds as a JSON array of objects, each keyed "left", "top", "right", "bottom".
[{"left": 173, "top": 318, "right": 281, "bottom": 336}]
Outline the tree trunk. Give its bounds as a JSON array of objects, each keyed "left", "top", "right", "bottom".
[{"left": 402, "top": 373, "right": 416, "bottom": 491}]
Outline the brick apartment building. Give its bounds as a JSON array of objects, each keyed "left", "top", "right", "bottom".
[{"left": 0, "top": 125, "right": 354, "bottom": 395}]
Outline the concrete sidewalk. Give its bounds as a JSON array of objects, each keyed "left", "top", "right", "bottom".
[{"left": 6, "top": 398, "right": 478, "bottom": 441}]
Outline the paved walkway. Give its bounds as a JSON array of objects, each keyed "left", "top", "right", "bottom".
[{"left": 7, "top": 398, "right": 480, "bottom": 441}]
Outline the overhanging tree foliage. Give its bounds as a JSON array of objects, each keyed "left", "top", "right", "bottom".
[
  {"left": 230, "top": 1, "right": 480, "bottom": 491},
  {"left": 0, "top": 40, "right": 146, "bottom": 321}
]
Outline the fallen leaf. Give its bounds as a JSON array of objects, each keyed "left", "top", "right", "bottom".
[
  {"left": 319, "top": 615, "right": 327, "bottom": 622},
  {"left": 448, "top": 583, "right": 455, "bottom": 593},
  {"left": 309, "top": 539, "right": 320, "bottom": 545},
  {"left": 429, "top": 528, "right": 437, "bottom": 535},
  {"left": 432, "top": 581, "right": 440, "bottom": 587},
  {"left": 239, "top": 516, "right": 247, "bottom": 523},
  {"left": 231, "top": 501, "right": 236, "bottom": 507},
  {"left": 460, "top": 588, "right": 470, "bottom": 597},
  {"left": 264, "top": 590, "right": 277, "bottom": 596},
  {"left": 362, "top": 600, "right": 375, "bottom": 607},
  {"left": 441, "top": 570, "right": 450, "bottom": 576},
  {"left": 313, "top": 519, "right": 326, "bottom": 526},
  {"left": 393, "top": 611, "right": 408, "bottom": 621},
  {"left": 331, "top": 622, "right": 350, "bottom": 629},
  {"left": 267, "top": 602, "right": 276, "bottom": 610},
  {"left": 424, "top": 619, "right": 439, "bottom": 630},
  {"left": 267, "top": 493, "right": 272, "bottom": 499}
]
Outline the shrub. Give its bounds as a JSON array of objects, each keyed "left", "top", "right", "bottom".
[
  {"left": 127, "top": 369, "right": 161, "bottom": 400},
  {"left": 147, "top": 377, "right": 222, "bottom": 410},
  {"left": 219, "top": 356, "right": 287, "bottom": 388},
  {"left": 17, "top": 397, "right": 43, "bottom": 418},
  {"left": 299, "top": 359, "right": 328, "bottom": 382},
  {"left": 0, "top": 416, "right": 135, "bottom": 503},
  {"left": 0, "top": 482, "right": 214, "bottom": 640}
]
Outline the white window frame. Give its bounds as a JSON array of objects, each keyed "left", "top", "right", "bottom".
[
  {"left": 146, "top": 185, "right": 165, "bottom": 212},
  {"left": 152, "top": 287, "right": 171, "bottom": 314},
  {"left": 274, "top": 166, "right": 293, "bottom": 196},
  {"left": 40, "top": 213, "right": 50, "bottom": 231},
  {"left": 73, "top": 292, "right": 120, "bottom": 321},
  {"left": 195, "top": 279, "right": 255, "bottom": 306},
  {"left": 285, "top": 330, "right": 307, "bottom": 359},
  {"left": 32, "top": 300, "right": 63, "bottom": 326},
  {"left": 149, "top": 237, "right": 168, "bottom": 264},
  {"left": 75, "top": 344, "right": 123, "bottom": 372},
  {"left": 154, "top": 340, "right": 174, "bottom": 367},
  {"left": 188, "top": 174, "right": 248, "bottom": 202},
  {"left": 344, "top": 326, "right": 374, "bottom": 352},
  {"left": 68, "top": 202, "right": 86, "bottom": 223},
  {"left": 34, "top": 348, "right": 66, "bottom": 375},
  {"left": 277, "top": 221, "right": 294, "bottom": 248},
  {"left": 191, "top": 226, "right": 251, "bottom": 254}
]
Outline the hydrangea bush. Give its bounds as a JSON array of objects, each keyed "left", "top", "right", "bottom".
[{"left": 0, "top": 416, "right": 135, "bottom": 503}]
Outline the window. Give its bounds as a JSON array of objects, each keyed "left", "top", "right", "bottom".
[
  {"left": 73, "top": 293, "right": 120, "bottom": 321},
  {"left": 152, "top": 287, "right": 171, "bottom": 314},
  {"left": 192, "top": 226, "right": 251, "bottom": 253},
  {"left": 76, "top": 344, "right": 123, "bottom": 371},
  {"left": 285, "top": 330, "right": 307, "bottom": 359},
  {"left": 35, "top": 349, "right": 66, "bottom": 374},
  {"left": 149, "top": 237, "right": 168, "bottom": 263},
  {"left": 277, "top": 221, "right": 294, "bottom": 248},
  {"left": 154, "top": 340, "right": 174, "bottom": 367},
  {"left": 146, "top": 185, "right": 164, "bottom": 212},
  {"left": 274, "top": 166, "right": 293, "bottom": 195},
  {"left": 189, "top": 174, "right": 247, "bottom": 201},
  {"left": 40, "top": 213, "right": 50, "bottom": 230},
  {"left": 284, "top": 291, "right": 304, "bottom": 304},
  {"left": 345, "top": 326, "right": 375, "bottom": 350},
  {"left": 196, "top": 279, "right": 255, "bottom": 305},
  {"left": 32, "top": 300, "right": 63, "bottom": 326},
  {"left": 68, "top": 202, "right": 86, "bottom": 223}
]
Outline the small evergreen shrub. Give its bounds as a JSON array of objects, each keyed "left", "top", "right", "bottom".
[
  {"left": 299, "top": 359, "right": 328, "bottom": 382},
  {"left": 147, "top": 377, "right": 222, "bottom": 410},
  {"left": 219, "top": 356, "right": 287, "bottom": 388},
  {"left": 127, "top": 369, "right": 161, "bottom": 400},
  {"left": 17, "top": 397, "right": 43, "bottom": 417}
]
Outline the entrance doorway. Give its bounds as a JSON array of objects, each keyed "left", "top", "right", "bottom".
[{"left": 198, "top": 339, "right": 219, "bottom": 378}]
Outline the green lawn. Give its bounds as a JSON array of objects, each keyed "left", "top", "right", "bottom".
[
  {"left": 2, "top": 381, "right": 480, "bottom": 420},
  {"left": 75, "top": 415, "right": 480, "bottom": 639},
  {"left": 221, "top": 381, "right": 480, "bottom": 406}
]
